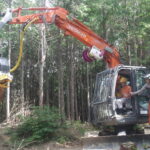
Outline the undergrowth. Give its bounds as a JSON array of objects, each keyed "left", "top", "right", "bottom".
[
  {"left": 7, "top": 106, "right": 94, "bottom": 149},
  {"left": 7, "top": 106, "right": 63, "bottom": 147}
]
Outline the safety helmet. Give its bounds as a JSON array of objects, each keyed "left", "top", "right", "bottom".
[
  {"left": 143, "top": 74, "right": 150, "bottom": 80},
  {"left": 120, "top": 77, "right": 127, "bottom": 83}
]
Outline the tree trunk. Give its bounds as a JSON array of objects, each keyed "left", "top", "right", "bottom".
[
  {"left": 66, "top": 79, "right": 70, "bottom": 120},
  {"left": 70, "top": 43, "right": 75, "bottom": 121},
  {"left": 66, "top": 41, "right": 71, "bottom": 120},
  {"left": 39, "top": 24, "right": 46, "bottom": 106},
  {"left": 127, "top": 44, "right": 131, "bottom": 65},
  {"left": 6, "top": 20, "right": 12, "bottom": 120},
  {"left": 74, "top": 74, "right": 78, "bottom": 120},
  {"left": 139, "top": 40, "right": 143, "bottom": 66},
  {"left": 57, "top": 37, "right": 65, "bottom": 120},
  {"left": 86, "top": 63, "right": 91, "bottom": 122},
  {"left": 46, "top": 75, "right": 50, "bottom": 105},
  {"left": 81, "top": 75, "right": 84, "bottom": 121},
  {"left": 134, "top": 38, "right": 138, "bottom": 65},
  {"left": 21, "top": 58, "right": 25, "bottom": 115}
]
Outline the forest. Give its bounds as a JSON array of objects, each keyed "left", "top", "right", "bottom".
[{"left": 0, "top": 0, "right": 150, "bottom": 125}]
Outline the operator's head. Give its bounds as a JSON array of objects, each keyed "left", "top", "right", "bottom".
[
  {"left": 143, "top": 74, "right": 150, "bottom": 83},
  {"left": 120, "top": 77, "right": 128, "bottom": 84}
]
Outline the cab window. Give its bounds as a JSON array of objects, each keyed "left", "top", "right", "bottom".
[
  {"left": 94, "top": 73, "right": 113, "bottom": 103},
  {"left": 135, "top": 70, "right": 146, "bottom": 90}
]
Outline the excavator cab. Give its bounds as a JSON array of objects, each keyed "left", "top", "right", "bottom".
[{"left": 91, "top": 65, "right": 150, "bottom": 127}]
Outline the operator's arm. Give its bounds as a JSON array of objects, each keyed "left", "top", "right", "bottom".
[{"left": 131, "top": 84, "right": 147, "bottom": 96}]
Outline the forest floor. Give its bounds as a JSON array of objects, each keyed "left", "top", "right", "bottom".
[
  {"left": 0, "top": 127, "right": 11, "bottom": 150},
  {"left": 0, "top": 124, "right": 99, "bottom": 150},
  {"left": 0, "top": 124, "right": 150, "bottom": 150}
]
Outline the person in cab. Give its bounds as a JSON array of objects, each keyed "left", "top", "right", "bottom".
[{"left": 116, "top": 76, "right": 132, "bottom": 99}]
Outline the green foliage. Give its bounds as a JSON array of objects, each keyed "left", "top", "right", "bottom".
[
  {"left": 143, "top": 144, "right": 150, "bottom": 150},
  {"left": 55, "top": 136, "right": 70, "bottom": 144},
  {"left": 53, "top": 121, "right": 96, "bottom": 144},
  {"left": 10, "top": 106, "right": 62, "bottom": 144},
  {"left": 8, "top": 115, "right": 96, "bottom": 146},
  {"left": 133, "top": 124, "right": 144, "bottom": 134},
  {"left": 71, "top": 121, "right": 86, "bottom": 136},
  {"left": 98, "top": 125, "right": 115, "bottom": 136},
  {"left": 66, "top": 121, "right": 95, "bottom": 136}
]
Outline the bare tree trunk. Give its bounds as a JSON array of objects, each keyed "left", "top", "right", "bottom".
[
  {"left": 86, "top": 63, "right": 90, "bottom": 122},
  {"left": 74, "top": 74, "right": 78, "bottom": 120},
  {"left": 70, "top": 43, "right": 75, "bottom": 121},
  {"left": 127, "top": 44, "right": 131, "bottom": 65},
  {"left": 80, "top": 73, "right": 84, "bottom": 121},
  {"left": 134, "top": 38, "right": 138, "bottom": 65},
  {"left": 66, "top": 42, "right": 71, "bottom": 120},
  {"left": 21, "top": 59, "right": 25, "bottom": 115},
  {"left": 6, "top": 33, "right": 11, "bottom": 119},
  {"left": 139, "top": 40, "right": 143, "bottom": 66},
  {"left": 57, "top": 37, "right": 65, "bottom": 120},
  {"left": 39, "top": 24, "right": 46, "bottom": 106},
  {"left": 58, "top": 64, "right": 64, "bottom": 119},
  {"left": 6, "top": 3, "right": 12, "bottom": 119},
  {"left": 46, "top": 76, "right": 50, "bottom": 105},
  {"left": 66, "top": 80, "right": 70, "bottom": 119}
]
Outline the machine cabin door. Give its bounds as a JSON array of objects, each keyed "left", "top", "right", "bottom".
[
  {"left": 133, "top": 69, "right": 150, "bottom": 116},
  {"left": 91, "top": 70, "right": 114, "bottom": 124},
  {"left": 114, "top": 68, "right": 134, "bottom": 116}
]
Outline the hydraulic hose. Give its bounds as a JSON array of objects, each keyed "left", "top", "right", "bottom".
[
  {"left": 0, "top": 17, "right": 38, "bottom": 88},
  {"left": 10, "top": 17, "right": 38, "bottom": 73}
]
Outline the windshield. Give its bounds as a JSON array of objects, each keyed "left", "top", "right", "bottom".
[{"left": 135, "top": 69, "right": 149, "bottom": 115}]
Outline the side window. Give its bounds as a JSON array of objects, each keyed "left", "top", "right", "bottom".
[
  {"left": 135, "top": 70, "right": 145, "bottom": 90},
  {"left": 94, "top": 73, "right": 113, "bottom": 102}
]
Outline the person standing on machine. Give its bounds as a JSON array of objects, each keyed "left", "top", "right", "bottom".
[{"left": 131, "top": 74, "right": 150, "bottom": 124}]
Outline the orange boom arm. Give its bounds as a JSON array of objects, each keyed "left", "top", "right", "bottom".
[{"left": 9, "top": 7, "right": 121, "bottom": 68}]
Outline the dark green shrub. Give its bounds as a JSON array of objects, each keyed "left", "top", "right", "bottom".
[{"left": 13, "top": 106, "right": 62, "bottom": 143}]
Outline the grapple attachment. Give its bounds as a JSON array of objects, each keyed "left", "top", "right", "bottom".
[
  {"left": 82, "top": 46, "right": 104, "bottom": 62},
  {"left": 0, "top": 8, "right": 12, "bottom": 29}
]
